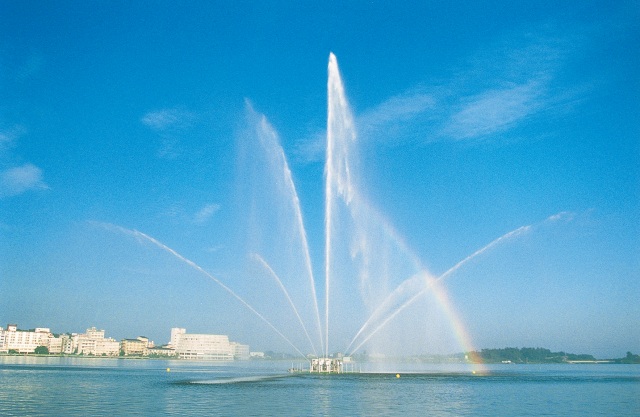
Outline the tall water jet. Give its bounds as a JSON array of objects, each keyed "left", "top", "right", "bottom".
[
  {"left": 324, "top": 53, "right": 357, "bottom": 357},
  {"left": 324, "top": 53, "right": 430, "bottom": 358}
]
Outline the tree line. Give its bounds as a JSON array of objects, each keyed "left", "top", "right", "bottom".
[{"left": 470, "top": 347, "right": 595, "bottom": 363}]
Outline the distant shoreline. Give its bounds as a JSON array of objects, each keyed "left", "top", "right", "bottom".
[{"left": 1, "top": 351, "right": 638, "bottom": 364}]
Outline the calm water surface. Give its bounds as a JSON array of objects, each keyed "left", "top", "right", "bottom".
[{"left": 0, "top": 357, "right": 638, "bottom": 416}]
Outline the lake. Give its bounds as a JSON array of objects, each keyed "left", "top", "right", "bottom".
[{"left": 0, "top": 357, "right": 638, "bottom": 416}]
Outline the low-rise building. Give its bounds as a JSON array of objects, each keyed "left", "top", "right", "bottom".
[
  {"left": 147, "top": 345, "right": 176, "bottom": 357},
  {"left": 76, "top": 327, "right": 119, "bottom": 356},
  {"left": 120, "top": 337, "right": 149, "bottom": 356}
]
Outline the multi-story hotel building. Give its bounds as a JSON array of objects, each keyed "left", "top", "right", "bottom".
[
  {"left": 76, "top": 327, "right": 119, "bottom": 356},
  {"left": 0, "top": 325, "right": 52, "bottom": 353},
  {"left": 170, "top": 328, "right": 249, "bottom": 361},
  {"left": 175, "top": 333, "right": 234, "bottom": 360}
]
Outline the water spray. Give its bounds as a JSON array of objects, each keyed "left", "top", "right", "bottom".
[{"left": 95, "top": 221, "right": 310, "bottom": 361}]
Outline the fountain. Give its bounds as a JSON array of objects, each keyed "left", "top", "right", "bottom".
[
  {"left": 234, "top": 53, "right": 473, "bottom": 368},
  {"left": 105, "top": 53, "right": 565, "bottom": 372},
  {"left": 234, "top": 54, "right": 568, "bottom": 370}
]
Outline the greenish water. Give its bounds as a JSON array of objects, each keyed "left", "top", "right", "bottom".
[{"left": 0, "top": 357, "right": 638, "bottom": 416}]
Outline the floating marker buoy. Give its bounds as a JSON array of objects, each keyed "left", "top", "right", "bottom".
[
  {"left": 167, "top": 368, "right": 171, "bottom": 372},
  {"left": 396, "top": 374, "right": 400, "bottom": 378}
]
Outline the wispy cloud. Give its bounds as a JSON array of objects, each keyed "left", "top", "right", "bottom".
[
  {"left": 205, "top": 244, "right": 224, "bottom": 253},
  {"left": 156, "top": 137, "right": 181, "bottom": 160},
  {"left": 294, "top": 90, "right": 436, "bottom": 162},
  {"left": 436, "top": 27, "right": 575, "bottom": 141},
  {"left": 156, "top": 202, "right": 222, "bottom": 225},
  {"left": 141, "top": 108, "right": 195, "bottom": 132},
  {"left": 141, "top": 107, "right": 196, "bottom": 159},
  {"left": 442, "top": 80, "right": 544, "bottom": 140},
  {"left": 357, "top": 91, "right": 437, "bottom": 145},
  {"left": 0, "top": 163, "right": 49, "bottom": 198},
  {"left": 290, "top": 27, "right": 581, "bottom": 165},
  {"left": 0, "top": 125, "right": 47, "bottom": 198},
  {"left": 293, "top": 131, "right": 325, "bottom": 163},
  {"left": 193, "top": 203, "right": 221, "bottom": 224},
  {"left": 0, "top": 125, "right": 27, "bottom": 151},
  {"left": 359, "top": 91, "right": 436, "bottom": 135}
]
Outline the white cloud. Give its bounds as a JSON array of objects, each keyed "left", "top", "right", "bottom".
[
  {"left": 546, "top": 211, "right": 575, "bottom": 223},
  {"left": 0, "top": 163, "right": 49, "bottom": 198},
  {"left": 156, "top": 137, "right": 181, "bottom": 160},
  {"left": 294, "top": 91, "right": 436, "bottom": 163},
  {"left": 141, "top": 108, "right": 196, "bottom": 159},
  {"left": 0, "top": 125, "right": 27, "bottom": 151},
  {"left": 141, "top": 108, "right": 194, "bottom": 131},
  {"left": 205, "top": 245, "right": 224, "bottom": 253},
  {"left": 442, "top": 81, "right": 544, "bottom": 140},
  {"left": 194, "top": 203, "right": 221, "bottom": 224},
  {"left": 293, "top": 130, "right": 325, "bottom": 163},
  {"left": 358, "top": 91, "right": 435, "bottom": 135}
]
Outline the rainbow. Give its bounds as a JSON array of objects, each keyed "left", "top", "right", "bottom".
[
  {"left": 427, "top": 277, "right": 488, "bottom": 374},
  {"left": 342, "top": 206, "right": 564, "bottom": 374}
]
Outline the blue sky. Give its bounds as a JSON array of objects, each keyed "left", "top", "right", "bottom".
[{"left": 1, "top": 1, "right": 638, "bottom": 359}]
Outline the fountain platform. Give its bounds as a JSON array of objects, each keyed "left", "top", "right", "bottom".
[{"left": 289, "top": 358, "right": 359, "bottom": 374}]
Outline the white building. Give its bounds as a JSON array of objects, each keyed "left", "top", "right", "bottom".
[
  {"left": 85, "top": 327, "right": 105, "bottom": 339},
  {"left": 62, "top": 334, "right": 78, "bottom": 354},
  {"left": 170, "top": 328, "right": 248, "bottom": 361},
  {"left": 175, "top": 333, "right": 233, "bottom": 360},
  {"left": 0, "top": 326, "right": 6, "bottom": 353},
  {"left": 231, "top": 342, "right": 250, "bottom": 360},
  {"left": 169, "top": 327, "right": 186, "bottom": 347},
  {"left": 120, "top": 337, "right": 150, "bottom": 356},
  {"left": 76, "top": 327, "right": 119, "bottom": 356},
  {"left": 147, "top": 346, "right": 176, "bottom": 357},
  {"left": 47, "top": 336, "right": 64, "bottom": 354},
  {"left": 0, "top": 324, "right": 52, "bottom": 354},
  {"left": 44, "top": 333, "right": 77, "bottom": 355}
]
